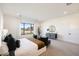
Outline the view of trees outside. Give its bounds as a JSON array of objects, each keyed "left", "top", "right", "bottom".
[{"left": 21, "top": 23, "right": 34, "bottom": 35}]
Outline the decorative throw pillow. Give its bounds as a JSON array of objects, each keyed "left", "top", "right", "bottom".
[{"left": 16, "top": 40, "right": 20, "bottom": 48}]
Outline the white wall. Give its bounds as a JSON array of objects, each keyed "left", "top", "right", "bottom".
[
  {"left": 4, "top": 15, "right": 40, "bottom": 39},
  {"left": 3, "top": 12, "right": 79, "bottom": 44},
  {"left": 0, "top": 8, "right": 3, "bottom": 47},
  {"left": 41, "top": 13, "right": 79, "bottom": 44},
  {"left": 4, "top": 15, "right": 20, "bottom": 39}
]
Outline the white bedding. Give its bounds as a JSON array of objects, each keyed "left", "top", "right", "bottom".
[{"left": 15, "top": 38, "right": 46, "bottom": 56}]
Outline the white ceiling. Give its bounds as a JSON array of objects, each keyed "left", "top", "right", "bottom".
[{"left": 1, "top": 3, "right": 79, "bottom": 21}]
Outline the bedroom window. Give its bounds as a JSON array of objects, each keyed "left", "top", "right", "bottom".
[{"left": 21, "top": 23, "right": 34, "bottom": 35}]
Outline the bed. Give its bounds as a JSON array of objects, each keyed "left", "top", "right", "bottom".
[
  {"left": 15, "top": 38, "right": 46, "bottom": 56},
  {"left": 0, "top": 38, "right": 46, "bottom": 56},
  {"left": 1, "top": 30, "right": 46, "bottom": 56}
]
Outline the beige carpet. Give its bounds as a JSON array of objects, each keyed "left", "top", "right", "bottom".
[{"left": 40, "top": 39, "right": 79, "bottom": 56}]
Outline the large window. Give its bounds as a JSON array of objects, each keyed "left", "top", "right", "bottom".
[{"left": 21, "top": 23, "right": 34, "bottom": 35}]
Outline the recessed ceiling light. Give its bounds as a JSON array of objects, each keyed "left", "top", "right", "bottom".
[
  {"left": 16, "top": 13, "right": 21, "bottom": 17},
  {"left": 64, "top": 11, "right": 68, "bottom": 14}
]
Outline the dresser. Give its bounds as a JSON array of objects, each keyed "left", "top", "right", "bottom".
[{"left": 46, "top": 33, "right": 57, "bottom": 39}]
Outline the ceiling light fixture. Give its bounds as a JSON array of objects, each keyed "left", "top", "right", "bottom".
[
  {"left": 16, "top": 13, "right": 22, "bottom": 19},
  {"left": 64, "top": 11, "right": 68, "bottom": 14}
]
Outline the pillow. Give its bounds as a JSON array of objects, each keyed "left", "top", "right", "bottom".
[
  {"left": 16, "top": 40, "right": 20, "bottom": 48},
  {"left": 0, "top": 42, "right": 9, "bottom": 55}
]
